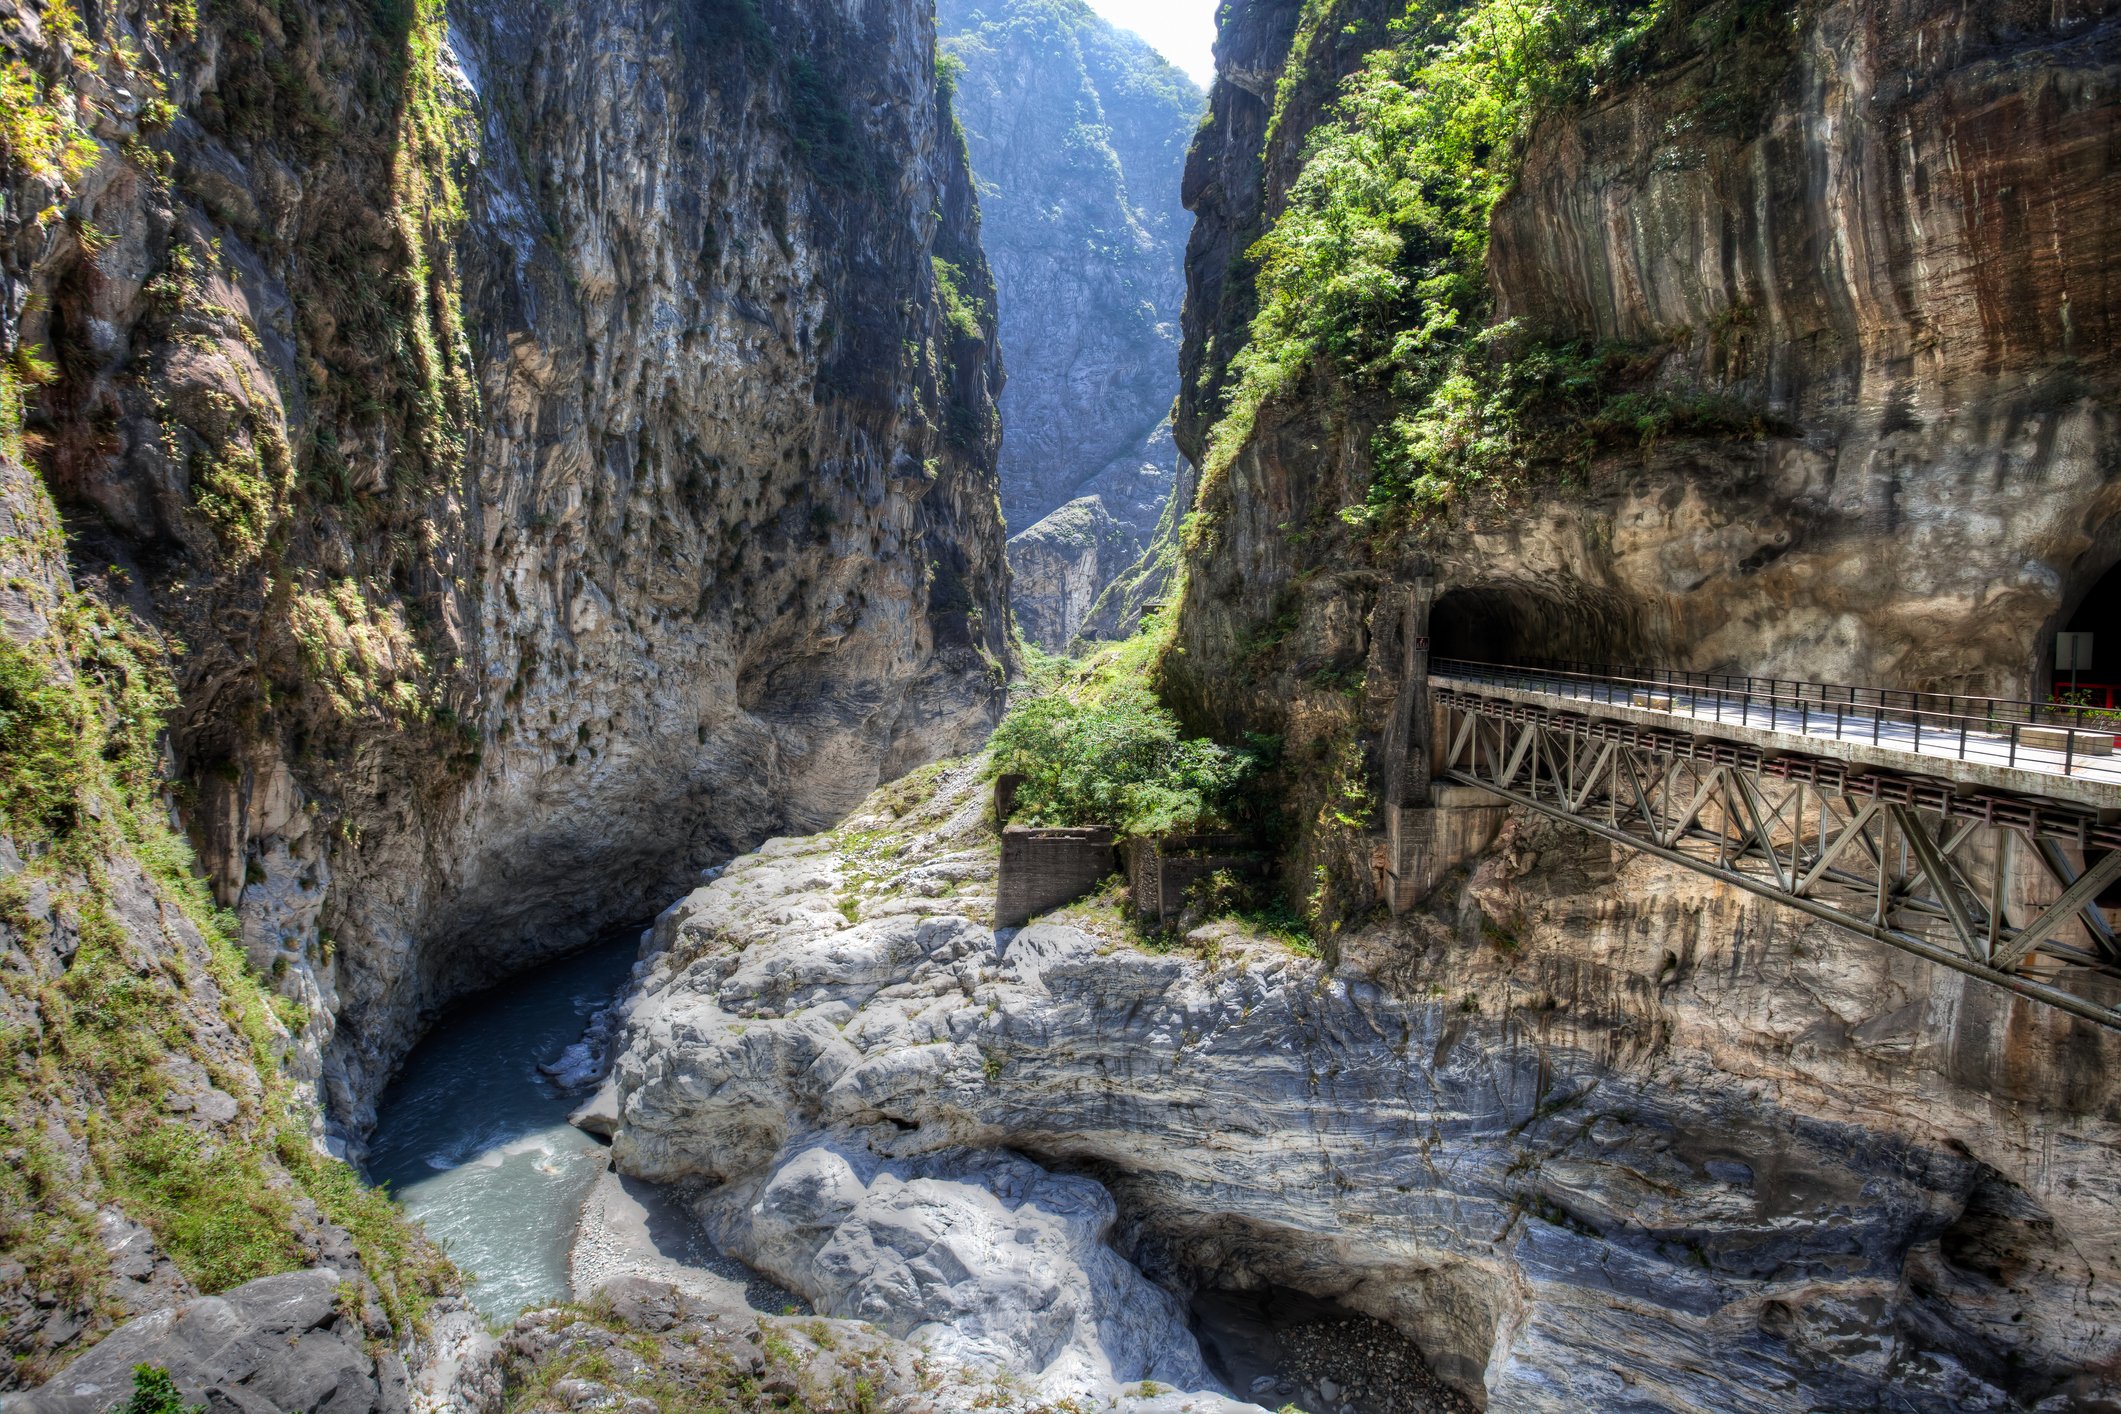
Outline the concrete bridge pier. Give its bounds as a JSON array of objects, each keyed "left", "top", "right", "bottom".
[
  {"left": 1372, "top": 575, "right": 1510, "bottom": 911},
  {"left": 1378, "top": 783, "right": 1513, "bottom": 914}
]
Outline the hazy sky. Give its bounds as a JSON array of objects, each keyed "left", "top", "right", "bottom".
[{"left": 1081, "top": 0, "right": 1219, "bottom": 88}]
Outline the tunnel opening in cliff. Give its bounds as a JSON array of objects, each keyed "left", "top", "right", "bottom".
[
  {"left": 1429, "top": 583, "right": 1643, "bottom": 669},
  {"left": 2059, "top": 556, "right": 2121, "bottom": 698}
]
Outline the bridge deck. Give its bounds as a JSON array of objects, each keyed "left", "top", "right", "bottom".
[
  {"left": 1432, "top": 661, "right": 2121, "bottom": 812},
  {"left": 1424, "top": 665, "right": 2121, "bottom": 1028}
]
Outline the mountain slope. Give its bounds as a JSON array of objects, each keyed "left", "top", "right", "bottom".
[{"left": 939, "top": 0, "right": 1201, "bottom": 649}]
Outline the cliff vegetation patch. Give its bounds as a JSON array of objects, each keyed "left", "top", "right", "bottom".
[
  {"left": 1203, "top": 0, "right": 1792, "bottom": 523},
  {"left": 0, "top": 475, "right": 452, "bottom": 1379},
  {"left": 990, "top": 629, "right": 1265, "bottom": 837}
]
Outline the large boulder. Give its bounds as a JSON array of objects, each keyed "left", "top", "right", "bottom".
[
  {"left": 710, "top": 1141, "right": 1223, "bottom": 1396},
  {"left": 2, "top": 1270, "right": 407, "bottom": 1414}
]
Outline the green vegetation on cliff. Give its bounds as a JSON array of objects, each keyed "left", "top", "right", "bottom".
[
  {"left": 0, "top": 2, "right": 467, "bottom": 1374},
  {"left": 990, "top": 630, "right": 1261, "bottom": 836},
  {"left": 1204, "top": 0, "right": 1787, "bottom": 518},
  {"left": 0, "top": 474, "right": 452, "bottom": 1377},
  {"left": 117, "top": 1365, "right": 202, "bottom": 1414}
]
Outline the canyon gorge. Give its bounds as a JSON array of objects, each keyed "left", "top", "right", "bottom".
[
  {"left": 0, "top": 0, "right": 2117, "bottom": 1411},
  {"left": 938, "top": 0, "right": 1200, "bottom": 651}
]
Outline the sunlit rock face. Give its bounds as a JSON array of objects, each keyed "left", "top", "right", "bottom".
[
  {"left": 595, "top": 766, "right": 2121, "bottom": 1412},
  {"left": 0, "top": 0, "right": 1013, "bottom": 1145},
  {"left": 1173, "top": 0, "right": 2121, "bottom": 738},
  {"left": 939, "top": 0, "right": 1200, "bottom": 649},
  {"left": 1160, "top": 0, "right": 2121, "bottom": 1008}
]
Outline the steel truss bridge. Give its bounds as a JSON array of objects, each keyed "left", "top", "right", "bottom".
[{"left": 1430, "top": 661, "right": 2121, "bottom": 1029}]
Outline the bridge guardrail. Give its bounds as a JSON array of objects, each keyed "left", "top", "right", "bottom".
[
  {"left": 1431, "top": 686, "right": 2121, "bottom": 1029},
  {"left": 1432, "top": 658, "right": 2121, "bottom": 779}
]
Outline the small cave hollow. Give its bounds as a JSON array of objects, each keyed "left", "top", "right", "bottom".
[
  {"left": 1189, "top": 1284, "right": 1477, "bottom": 1414},
  {"left": 1081, "top": 1179, "right": 1498, "bottom": 1412},
  {"left": 1428, "top": 583, "right": 1645, "bottom": 670}
]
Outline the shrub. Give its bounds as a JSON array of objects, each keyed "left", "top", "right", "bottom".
[
  {"left": 1180, "top": 869, "right": 1318, "bottom": 955},
  {"left": 119, "top": 1366, "right": 203, "bottom": 1414},
  {"left": 0, "top": 58, "right": 99, "bottom": 184},
  {"left": 931, "top": 257, "right": 985, "bottom": 341},
  {"left": 989, "top": 682, "right": 1257, "bottom": 836}
]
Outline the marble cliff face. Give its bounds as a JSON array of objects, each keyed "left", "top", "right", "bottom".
[
  {"left": 938, "top": 0, "right": 1200, "bottom": 649},
  {"left": 1174, "top": 0, "right": 2119, "bottom": 723},
  {"left": 1117, "top": 0, "right": 2121, "bottom": 1406},
  {"left": 588, "top": 763, "right": 2119, "bottom": 1411},
  {"left": 0, "top": 0, "right": 1014, "bottom": 1152}
]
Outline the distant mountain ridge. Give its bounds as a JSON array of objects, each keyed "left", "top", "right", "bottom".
[{"left": 939, "top": 0, "right": 1202, "bottom": 650}]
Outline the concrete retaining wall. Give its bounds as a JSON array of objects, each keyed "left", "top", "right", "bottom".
[
  {"left": 996, "top": 826, "right": 1117, "bottom": 927},
  {"left": 1126, "top": 834, "right": 1263, "bottom": 924}
]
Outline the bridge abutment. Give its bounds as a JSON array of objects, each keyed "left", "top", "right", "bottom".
[
  {"left": 1373, "top": 576, "right": 1512, "bottom": 912},
  {"left": 1376, "top": 784, "right": 1512, "bottom": 914}
]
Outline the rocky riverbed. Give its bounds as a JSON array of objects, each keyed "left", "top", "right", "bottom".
[{"left": 574, "top": 757, "right": 2120, "bottom": 1412}]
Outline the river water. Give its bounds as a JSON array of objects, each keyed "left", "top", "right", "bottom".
[{"left": 366, "top": 931, "right": 640, "bottom": 1321}]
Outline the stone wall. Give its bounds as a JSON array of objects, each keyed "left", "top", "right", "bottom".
[
  {"left": 1124, "top": 834, "right": 1262, "bottom": 925},
  {"left": 996, "top": 827, "right": 1117, "bottom": 927}
]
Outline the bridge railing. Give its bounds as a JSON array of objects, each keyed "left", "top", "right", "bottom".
[{"left": 1431, "top": 658, "right": 2121, "bottom": 779}]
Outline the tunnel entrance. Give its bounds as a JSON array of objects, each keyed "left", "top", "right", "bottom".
[
  {"left": 2058, "top": 560, "right": 2121, "bottom": 706},
  {"left": 1428, "top": 583, "right": 1642, "bottom": 669}
]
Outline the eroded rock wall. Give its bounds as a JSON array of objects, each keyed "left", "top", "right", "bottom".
[
  {"left": 596, "top": 764, "right": 2121, "bottom": 1411},
  {"left": 1474, "top": 0, "right": 2121, "bottom": 689},
  {"left": 1102, "top": 0, "right": 2121, "bottom": 1406},
  {"left": 316, "top": 0, "right": 1014, "bottom": 1135},
  {"left": 0, "top": 0, "right": 1012, "bottom": 1153},
  {"left": 1174, "top": 0, "right": 2120, "bottom": 720},
  {"left": 1164, "top": 0, "right": 2121, "bottom": 914}
]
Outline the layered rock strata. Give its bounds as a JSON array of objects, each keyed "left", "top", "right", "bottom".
[
  {"left": 501, "top": 1275, "right": 1254, "bottom": 1414},
  {"left": 590, "top": 762, "right": 2121, "bottom": 1412},
  {"left": 0, "top": 1269, "right": 496, "bottom": 1414}
]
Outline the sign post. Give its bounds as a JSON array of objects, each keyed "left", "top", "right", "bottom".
[{"left": 2058, "top": 632, "right": 2095, "bottom": 698}]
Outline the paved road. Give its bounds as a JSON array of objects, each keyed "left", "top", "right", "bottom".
[{"left": 1433, "top": 664, "right": 2121, "bottom": 790}]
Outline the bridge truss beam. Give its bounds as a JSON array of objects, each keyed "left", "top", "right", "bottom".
[{"left": 1435, "top": 689, "right": 2121, "bottom": 1030}]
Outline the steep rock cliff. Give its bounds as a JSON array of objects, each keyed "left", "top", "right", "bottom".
[
  {"left": 316, "top": 0, "right": 1014, "bottom": 1136},
  {"left": 1172, "top": 0, "right": 2120, "bottom": 840},
  {"left": 0, "top": 0, "right": 1010, "bottom": 1148},
  {"left": 0, "top": 0, "right": 1008, "bottom": 1382},
  {"left": 938, "top": 0, "right": 1199, "bottom": 648},
  {"left": 1127, "top": 0, "right": 2121, "bottom": 1407}
]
